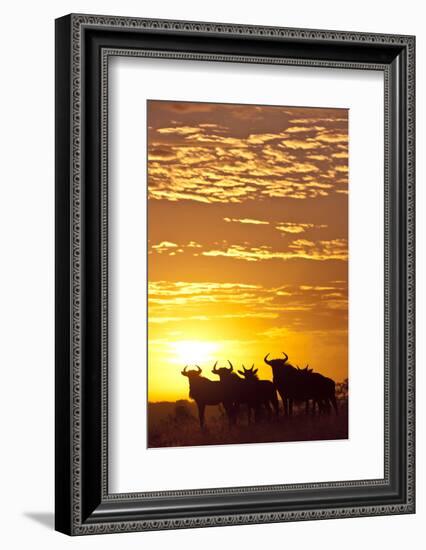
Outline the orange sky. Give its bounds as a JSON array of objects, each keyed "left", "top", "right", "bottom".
[{"left": 147, "top": 100, "right": 348, "bottom": 402}]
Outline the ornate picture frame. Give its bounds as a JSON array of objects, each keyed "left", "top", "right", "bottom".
[{"left": 55, "top": 14, "right": 415, "bottom": 535}]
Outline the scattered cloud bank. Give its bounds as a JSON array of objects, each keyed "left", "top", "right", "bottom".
[
  {"left": 148, "top": 104, "right": 348, "bottom": 203},
  {"left": 148, "top": 280, "right": 348, "bottom": 325}
]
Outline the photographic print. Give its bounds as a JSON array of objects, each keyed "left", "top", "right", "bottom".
[{"left": 147, "top": 100, "right": 349, "bottom": 448}]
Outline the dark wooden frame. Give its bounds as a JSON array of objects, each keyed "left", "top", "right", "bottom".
[{"left": 55, "top": 13, "right": 415, "bottom": 535}]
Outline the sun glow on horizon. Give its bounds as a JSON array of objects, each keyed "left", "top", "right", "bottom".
[{"left": 170, "top": 340, "right": 220, "bottom": 367}]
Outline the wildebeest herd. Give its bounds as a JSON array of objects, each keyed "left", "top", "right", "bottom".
[{"left": 181, "top": 352, "right": 338, "bottom": 428}]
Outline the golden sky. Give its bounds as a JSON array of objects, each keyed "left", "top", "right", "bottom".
[{"left": 147, "top": 100, "right": 348, "bottom": 402}]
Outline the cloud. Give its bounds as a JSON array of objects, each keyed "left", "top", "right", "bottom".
[
  {"left": 148, "top": 312, "right": 279, "bottom": 324},
  {"left": 289, "top": 239, "right": 348, "bottom": 260},
  {"left": 275, "top": 222, "right": 327, "bottom": 234},
  {"left": 148, "top": 106, "right": 349, "bottom": 203},
  {"left": 323, "top": 299, "right": 348, "bottom": 310},
  {"left": 281, "top": 140, "right": 321, "bottom": 150},
  {"left": 148, "top": 281, "right": 278, "bottom": 323},
  {"left": 289, "top": 117, "right": 348, "bottom": 124},
  {"left": 148, "top": 281, "right": 348, "bottom": 332},
  {"left": 247, "top": 132, "right": 288, "bottom": 144},
  {"left": 202, "top": 239, "right": 348, "bottom": 262},
  {"left": 149, "top": 281, "right": 261, "bottom": 296},
  {"left": 286, "top": 126, "right": 325, "bottom": 134},
  {"left": 157, "top": 126, "right": 201, "bottom": 135},
  {"left": 224, "top": 217, "right": 270, "bottom": 225},
  {"left": 315, "top": 132, "right": 348, "bottom": 144},
  {"left": 150, "top": 241, "right": 203, "bottom": 256},
  {"left": 149, "top": 315, "right": 209, "bottom": 324},
  {"left": 151, "top": 241, "right": 179, "bottom": 253},
  {"left": 150, "top": 236, "right": 347, "bottom": 262},
  {"left": 307, "top": 154, "right": 328, "bottom": 161},
  {"left": 261, "top": 327, "right": 291, "bottom": 339},
  {"left": 148, "top": 280, "right": 347, "bottom": 326},
  {"left": 300, "top": 285, "right": 336, "bottom": 291},
  {"left": 332, "top": 151, "right": 349, "bottom": 159}
]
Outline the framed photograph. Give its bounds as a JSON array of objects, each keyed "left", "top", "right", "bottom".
[{"left": 55, "top": 14, "right": 415, "bottom": 535}]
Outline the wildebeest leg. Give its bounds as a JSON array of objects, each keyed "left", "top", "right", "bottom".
[
  {"left": 264, "top": 401, "right": 272, "bottom": 420},
  {"left": 197, "top": 402, "right": 205, "bottom": 428},
  {"left": 256, "top": 404, "right": 264, "bottom": 422},
  {"left": 224, "top": 401, "right": 236, "bottom": 426},
  {"left": 289, "top": 398, "right": 293, "bottom": 416},
  {"left": 247, "top": 404, "right": 252, "bottom": 424},
  {"left": 234, "top": 403, "right": 240, "bottom": 425},
  {"left": 330, "top": 395, "right": 338, "bottom": 415},
  {"left": 253, "top": 405, "right": 260, "bottom": 423},
  {"left": 270, "top": 392, "right": 279, "bottom": 417},
  {"left": 223, "top": 402, "right": 231, "bottom": 426},
  {"left": 217, "top": 403, "right": 225, "bottom": 423},
  {"left": 279, "top": 392, "right": 287, "bottom": 416},
  {"left": 305, "top": 400, "right": 310, "bottom": 415},
  {"left": 250, "top": 403, "right": 257, "bottom": 424}
]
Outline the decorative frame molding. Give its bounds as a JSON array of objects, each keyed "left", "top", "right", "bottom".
[{"left": 55, "top": 14, "right": 415, "bottom": 535}]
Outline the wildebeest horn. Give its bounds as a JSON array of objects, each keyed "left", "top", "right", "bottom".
[
  {"left": 181, "top": 365, "right": 189, "bottom": 376},
  {"left": 227, "top": 360, "right": 234, "bottom": 372},
  {"left": 282, "top": 352, "right": 289, "bottom": 363},
  {"left": 212, "top": 361, "right": 219, "bottom": 374},
  {"left": 264, "top": 353, "right": 272, "bottom": 365},
  {"left": 250, "top": 364, "right": 254, "bottom": 371},
  {"left": 195, "top": 365, "right": 201, "bottom": 374}
]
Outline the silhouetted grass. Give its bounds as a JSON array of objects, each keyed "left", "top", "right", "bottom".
[{"left": 147, "top": 399, "right": 348, "bottom": 448}]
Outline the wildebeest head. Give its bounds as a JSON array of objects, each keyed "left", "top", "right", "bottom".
[
  {"left": 264, "top": 352, "right": 290, "bottom": 368},
  {"left": 238, "top": 364, "right": 259, "bottom": 380},
  {"left": 297, "top": 364, "right": 313, "bottom": 374},
  {"left": 181, "top": 365, "right": 202, "bottom": 379},
  {"left": 211, "top": 360, "right": 234, "bottom": 380},
  {"left": 264, "top": 352, "right": 298, "bottom": 377}
]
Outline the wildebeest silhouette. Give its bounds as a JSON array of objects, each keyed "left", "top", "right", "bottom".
[
  {"left": 263, "top": 352, "right": 300, "bottom": 415},
  {"left": 297, "top": 364, "right": 338, "bottom": 415},
  {"left": 212, "top": 360, "right": 271, "bottom": 424},
  {"left": 264, "top": 352, "right": 338, "bottom": 415},
  {"left": 181, "top": 365, "right": 233, "bottom": 428},
  {"left": 237, "top": 364, "right": 279, "bottom": 419},
  {"left": 211, "top": 361, "right": 243, "bottom": 424}
]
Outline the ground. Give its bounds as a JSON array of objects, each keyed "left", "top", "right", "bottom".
[{"left": 147, "top": 399, "right": 348, "bottom": 448}]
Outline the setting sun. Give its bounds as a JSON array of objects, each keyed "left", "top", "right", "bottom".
[{"left": 171, "top": 340, "right": 220, "bottom": 366}]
